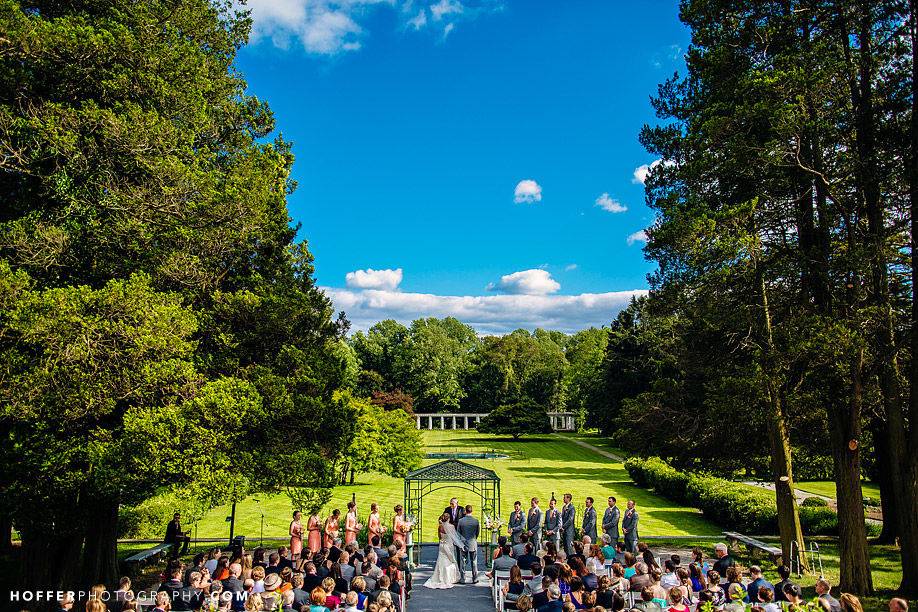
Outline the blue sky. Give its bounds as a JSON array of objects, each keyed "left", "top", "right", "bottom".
[{"left": 236, "top": 0, "right": 689, "bottom": 332}]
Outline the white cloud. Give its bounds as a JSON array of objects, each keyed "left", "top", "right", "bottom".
[
  {"left": 324, "top": 287, "right": 648, "bottom": 334},
  {"left": 627, "top": 230, "right": 648, "bottom": 246},
  {"left": 243, "top": 0, "right": 500, "bottom": 54},
  {"left": 514, "top": 179, "right": 542, "bottom": 204},
  {"left": 487, "top": 269, "right": 561, "bottom": 295},
  {"left": 431, "top": 0, "right": 464, "bottom": 20},
  {"left": 565, "top": 264, "right": 578, "bottom": 271},
  {"left": 595, "top": 193, "right": 627, "bottom": 213},
  {"left": 407, "top": 9, "right": 427, "bottom": 29},
  {"left": 633, "top": 158, "right": 674, "bottom": 185},
  {"left": 345, "top": 267, "right": 404, "bottom": 290}
]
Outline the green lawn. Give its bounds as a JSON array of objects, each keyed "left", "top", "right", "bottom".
[
  {"left": 796, "top": 480, "right": 882, "bottom": 502},
  {"left": 195, "top": 430, "right": 719, "bottom": 543}
]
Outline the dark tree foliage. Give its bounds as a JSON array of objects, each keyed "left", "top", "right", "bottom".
[{"left": 476, "top": 400, "right": 553, "bottom": 440}]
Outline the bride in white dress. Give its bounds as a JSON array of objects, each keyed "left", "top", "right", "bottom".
[{"left": 424, "top": 512, "right": 463, "bottom": 589}]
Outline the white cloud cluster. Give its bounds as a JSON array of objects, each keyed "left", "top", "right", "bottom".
[
  {"left": 324, "top": 287, "right": 648, "bottom": 334},
  {"left": 486, "top": 269, "right": 560, "bottom": 295},
  {"left": 345, "top": 267, "right": 403, "bottom": 290},
  {"left": 514, "top": 179, "right": 542, "bottom": 204},
  {"left": 627, "top": 230, "right": 648, "bottom": 246},
  {"left": 243, "top": 0, "right": 500, "bottom": 54},
  {"left": 595, "top": 193, "right": 627, "bottom": 213},
  {"left": 633, "top": 158, "right": 674, "bottom": 185}
]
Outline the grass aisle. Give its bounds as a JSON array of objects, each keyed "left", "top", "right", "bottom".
[{"left": 196, "top": 430, "right": 719, "bottom": 543}]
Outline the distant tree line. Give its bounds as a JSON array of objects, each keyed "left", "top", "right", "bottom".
[{"left": 347, "top": 318, "right": 608, "bottom": 421}]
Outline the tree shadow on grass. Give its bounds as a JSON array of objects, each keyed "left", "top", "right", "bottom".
[{"left": 507, "top": 466, "right": 621, "bottom": 478}]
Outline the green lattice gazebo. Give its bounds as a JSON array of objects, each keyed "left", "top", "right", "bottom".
[{"left": 403, "top": 460, "right": 501, "bottom": 562}]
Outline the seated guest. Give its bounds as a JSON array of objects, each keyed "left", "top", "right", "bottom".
[
  {"left": 760, "top": 586, "right": 781, "bottom": 612},
  {"left": 213, "top": 557, "right": 231, "bottom": 581},
  {"left": 629, "top": 563, "right": 651, "bottom": 591},
  {"left": 666, "top": 586, "right": 690, "bottom": 612},
  {"left": 504, "top": 565, "right": 526, "bottom": 605},
  {"left": 172, "top": 571, "right": 204, "bottom": 611},
  {"left": 724, "top": 566, "right": 746, "bottom": 603},
  {"left": 494, "top": 536, "right": 509, "bottom": 561},
  {"left": 359, "top": 554, "right": 381, "bottom": 591},
  {"left": 676, "top": 568, "right": 693, "bottom": 604},
  {"left": 607, "top": 566, "right": 628, "bottom": 594},
  {"left": 533, "top": 577, "right": 552, "bottom": 609},
  {"left": 513, "top": 534, "right": 530, "bottom": 558},
  {"left": 783, "top": 583, "right": 805, "bottom": 608},
  {"left": 724, "top": 583, "right": 747, "bottom": 611},
  {"left": 321, "top": 576, "right": 341, "bottom": 609},
  {"left": 375, "top": 591, "right": 397, "bottom": 612},
  {"left": 594, "top": 576, "right": 616, "bottom": 608},
  {"left": 517, "top": 544, "right": 541, "bottom": 572},
  {"left": 538, "top": 584, "right": 564, "bottom": 612},
  {"left": 702, "top": 570, "right": 726, "bottom": 607},
  {"left": 339, "top": 552, "right": 356, "bottom": 582},
  {"left": 773, "top": 566, "right": 793, "bottom": 602},
  {"left": 308, "top": 587, "right": 329, "bottom": 612},
  {"left": 253, "top": 548, "right": 267, "bottom": 569},
  {"left": 816, "top": 578, "right": 842, "bottom": 612},
  {"left": 222, "top": 563, "right": 245, "bottom": 602},
  {"left": 493, "top": 544, "right": 518, "bottom": 572},
  {"left": 660, "top": 560, "right": 679, "bottom": 590},
  {"left": 641, "top": 549, "right": 659, "bottom": 573},
  {"left": 622, "top": 553, "right": 637, "bottom": 579},
  {"left": 291, "top": 573, "right": 310, "bottom": 609},
  {"left": 328, "top": 539, "right": 344, "bottom": 564},
  {"left": 265, "top": 553, "right": 282, "bottom": 576},
  {"left": 568, "top": 542, "right": 587, "bottom": 568},
  {"left": 746, "top": 566, "right": 773, "bottom": 604},
  {"left": 587, "top": 545, "right": 605, "bottom": 575},
  {"left": 632, "top": 586, "right": 662, "bottom": 612},
  {"left": 649, "top": 569, "right": 667, "bottom": 603},
  {"left": 525, "top": 562, "right": 545, "bottom": 597},
  {"left": 185, "top": 554, "right": 207, "bottom": 585},
  {"left": 262, "top": 573, "right": 281, "bottom": 610},
  {"left": 251, "top": 566, "right": 266, "bottom": 593},
  {"left": 567, "top": 576, "right": 586, "bottom": 610},
  {"left": 58, "top": 592, "right": 75, "bottom": 612},
  {"left": 370, "top": 576, "right": 400, "bottom": 612},
  {"left": 350, "top": 576, "right": 370, "bottom": 610},
  {"left": 113, "top": 576, "right": 134, "bottom": 609},
  {"left": 691, "top": 548, "right": 709, "bottom": 574},
  {"left": 152, "top": 592, "right": 171, "bottom": 612},
  {"left": 557, "top": 564, "right": 573, "bottom": 596},
  {"left": 159, "top": 567, "right": 184, "bottom": 597},
  {"left": 599, "top": 535, "right": 616, "bottom": 565},
  {"left": 338, "top": 591, "right": 359, "bottom": 612},
  {"left": 515, "top": 594, "right": 533, "bottom": 612}
]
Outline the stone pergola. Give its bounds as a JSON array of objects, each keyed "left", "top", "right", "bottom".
[{"left": 414, "top": 411, "right": 577, "bottom": 431}]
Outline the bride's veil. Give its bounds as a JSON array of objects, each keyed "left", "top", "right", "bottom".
[{"left": 441, "top": 519, "right": 465, "bottom": 549}]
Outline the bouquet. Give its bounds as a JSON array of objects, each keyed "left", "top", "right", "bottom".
[{"left": 484, "top": 515, "right": 503, "bottom": 531}]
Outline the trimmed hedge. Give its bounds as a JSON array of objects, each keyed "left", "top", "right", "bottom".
[{"left": 624, "top": 456, "right": 875, "bottom": 537}]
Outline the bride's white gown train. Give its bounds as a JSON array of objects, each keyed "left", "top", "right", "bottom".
[{"left": 424, "top": 522, "right": 462, "bottom": 589}]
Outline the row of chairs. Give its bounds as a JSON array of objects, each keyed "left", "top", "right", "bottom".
[{"left": 490, "top": 563, "right": 643, "bottom": 612}]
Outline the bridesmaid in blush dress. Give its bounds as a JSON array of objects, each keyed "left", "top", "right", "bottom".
[
  {"left": 392, "top": 504, "right": 408, "bottom": 548},
  {"left": 307, "top": 512, "right": 322, "bottom": 554},
  {"left": 289, "top": 510, "right": 304, "bottom": 561},
  {"left": 324, "top": 509, "right": 340, "bottom": 548},
  {"left": 367, "top": 503, "right": 383, "bottom": 545},
  {"left": 344, "top": 501, "right": 359, "bottom": 546}
]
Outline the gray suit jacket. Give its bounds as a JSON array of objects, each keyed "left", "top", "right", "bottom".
[
  {"left": 582, "top": 506, "right": 597, "bottom": 540},
  {"left": 543, "top": 508, "right": 561, "bottom": 536},
  {"left": 621, "top": 509, "right": 638, "bottom": 540},
  {"left": 526, "top": 507, "right": 542, "bottom": 537},
  {"left": 561, "top": 503, "right": 575, "bottom": 533},
  {"left": 508, "top": 510, "right": 525, "bottom": 539},
  {"left": 457, "top": 515, "right": 480, "bottom": 550},
  {"left": 603, "top": 506, "right": 620, "bottom": 538}
]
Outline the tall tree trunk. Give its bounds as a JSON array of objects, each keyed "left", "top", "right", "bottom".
[
  {"left": 827, "top": 347, "right": 873, "bottom": 593},
  {"left": 0, "top": 512, "right": 11, "bottom": 554},
  {"left": 81, "top": 493, "right": 121, "bottom": 585},
  {"left": 757, "top": 264, "right": 808, "bottom": 571},
  {"left": 870, "top": 425, "right": 899, "bottom": 543},
  {"left": 19, "top": 527, "right": 84, "bottom": 595}
]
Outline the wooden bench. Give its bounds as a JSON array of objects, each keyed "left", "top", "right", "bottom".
[
  {"left": 124, "top": 542, "right": 173, "bottom": 574},
  {"left": 723, "top": 531, "right": 783, "bottom": 563}
]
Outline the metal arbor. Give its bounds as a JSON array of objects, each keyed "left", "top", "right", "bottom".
[{"left": 403, "top": 459, "right": 501, "bottom": 548}]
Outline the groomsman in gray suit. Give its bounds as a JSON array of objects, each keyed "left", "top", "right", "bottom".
[
  {"left": 457, "top": 505, "right": 480, "bottom": 583},
  {"left": 581, "top": 496, "right": 598, "bottom": 543},
  {"left": 602, "top": 496, "right": 621, "bottom": 543},
  {"left": 622, "top": 499, "right": 639, "bottom": 552},
  {"left": 508, "top": 501, "right": 525, "bottom": 545},
  {"left": 560, "top": 493, "right": 576, "bottom": 556},
  {"left": 526, "top": 497, "right": 542, "bottom": 553},
  {"left": 543, "top": 498, "right": 561, "bottom": 549}
]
